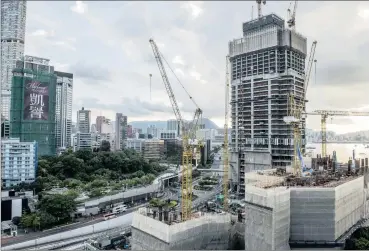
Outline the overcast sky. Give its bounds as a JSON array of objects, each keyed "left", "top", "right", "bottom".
[{"left": 25, "top": 1, "right": 369, "bottom": 133}]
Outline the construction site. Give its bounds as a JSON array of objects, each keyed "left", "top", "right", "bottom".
[{"left": 129, "top": 1, "right": 369, "bottom": 250}]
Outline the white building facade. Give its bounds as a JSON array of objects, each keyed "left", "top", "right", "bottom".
[
  {"left": 1, "top": 0, "right": 27, "bottom": 121},
  {"left": 1, "top": 138, "right": 37, "bottom": 187},
  {"left": 55, "top": 71, "right": 73, "bottom": 150}
]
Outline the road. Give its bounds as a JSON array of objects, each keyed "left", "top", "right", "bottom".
[
  {"left": 3, "top": 154, "right": 224, "bottom": 249},
  {"left": 2, "top": 204, "right": 143, "bottom": 247}
]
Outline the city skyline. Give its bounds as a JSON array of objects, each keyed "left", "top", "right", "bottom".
[{"left": 24, "top": 1, "right": 369, "bottom": 133}]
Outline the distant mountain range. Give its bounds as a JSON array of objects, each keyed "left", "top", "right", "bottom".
[{"left": 129, "top": 118, "right": 220, "bottom": 131}]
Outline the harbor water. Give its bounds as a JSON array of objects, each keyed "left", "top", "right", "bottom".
[{"left": 307, "top": 143, "right": 369, "bottom": 163}]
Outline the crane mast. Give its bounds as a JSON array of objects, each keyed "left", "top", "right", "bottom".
[
  {"left": 287, "top": 1, "right": 298, "bottom": 29},
  {"left": 149, "top": 39, "right": 202, "bottom": 221},
  {"left": 287, "top": 40, "right": 317, "bottom": 175},
  {"left": 305, "top": 110, "right": 369, "bottom": 158},
  {"left": 223, "top": 56, "right": 230, "bottom": 211}
]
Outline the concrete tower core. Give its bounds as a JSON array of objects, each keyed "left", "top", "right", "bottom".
[
  {"left": 131, "top": 208, "right": 231, "bottom": 250},
  {"left": 228, "top": 14, "right": 308, "bottom": 196}
]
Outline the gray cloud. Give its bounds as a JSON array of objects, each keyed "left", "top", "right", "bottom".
[
  {"left": 329, "top": 118, "right": 354, "bottom": 125},
  {"left": 70, "top": 63, "right": 112, "bottom": 83},
  {"left": 26, "top": 1, "right": 369, "bottom": 129},
  {"left": 75, "top": 97, "right": 173, "bottom": 117}
]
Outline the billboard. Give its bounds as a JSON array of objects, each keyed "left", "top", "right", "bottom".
[{"left": 23, "top": 80, "right": 49, "bottom": 121}]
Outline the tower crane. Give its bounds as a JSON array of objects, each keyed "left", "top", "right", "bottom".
[
  {"left": 287, "top": 1, "right": 298, "bottom": 30},
  {"left": 223, "top": 56, "right": 230, "bottom": 211},
  {"left": 285, "top": 40, "right": 317, "bottom": 175},
  {"left": 305, "top": 110, "right": 369, "bottom": 158},
  {"left": 149, "top": 39, "right": 202, "bottom": 222},
  {"left": 256, "top": 0, "right": 266, "bottom": 18}
]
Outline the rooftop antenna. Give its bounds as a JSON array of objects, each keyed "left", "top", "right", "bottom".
[
  {"left": 256, "top": 0, "right": 266, "bottom": 18},
  {"left": 149, "top": 73, "right": 152, "bottom": 100},
  {"left": 251, "top": 5, "right": 254, "bottom": 20}
]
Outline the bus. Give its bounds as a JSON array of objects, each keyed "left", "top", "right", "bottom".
[
  {"left": 103, "top": 213, "right": 116, "bottom": 220},
  {"left": 112, "top": 205, "right": 127, "bottom": 214}
]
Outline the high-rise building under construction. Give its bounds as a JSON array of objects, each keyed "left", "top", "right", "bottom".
[{"left": 229, "top": 13, "right": 307, "bottom": 195}]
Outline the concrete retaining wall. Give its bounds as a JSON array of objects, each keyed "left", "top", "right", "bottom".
[
  {"left": 244, "top": 185, "right": 290, "bottom": 251},
  {"left": 131, "top": 211, "right": 231, "bottom": 250}
]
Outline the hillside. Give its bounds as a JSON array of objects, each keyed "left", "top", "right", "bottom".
[{"left": 129, "top": 118, "right": 219, "bottom": 130}]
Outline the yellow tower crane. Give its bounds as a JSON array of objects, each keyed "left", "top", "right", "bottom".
[
  {"left": 149, "top": 39, "right": 202, "bottom": 222},
  {"left": 285, "top": 40, "right": 317, "bottom": 175},
  {"left": 305, "top": 110, "right": 369, "bottom": 157},
  {"left": 223, "top": 56, "right": 230, "bottom": 211}
]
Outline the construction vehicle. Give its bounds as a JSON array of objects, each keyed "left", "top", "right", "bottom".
[
  {"left": 149, "top": 39, "right": 202, "bottom": 221},
  {"left": 223, "top": 56, "right": 230, "bottom": 211},
  {"left": 285, "top": 40, "right": 317, "bottom": 175},
  {"left": 306, "top": 110, "right": 369, "bottom": 158}
]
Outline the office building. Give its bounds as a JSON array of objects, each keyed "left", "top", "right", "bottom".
[
  {"left": 1, "top": 138, "right": 38, "bottom": 187},
  {"left": 55, "top": 71, "right": 73, "bottom": 150},
  {"left": 10, "top": 56, "right": 57, "bottom": 156},
  {"left": 127, "top": 125, "right": 133, "bottom": 138},
  {"left": 96, "top": 116, "right": 105, "bottom": 133},
  {"left": 77, "top": 107, "right": 91, "bottom": 133},
  {"left": 115, "top": 113, "right": 127, "bottom": 150},
  {"left": 1, "top": 0, "right": 27, "bottom": 123},
  {"left": 101, "top": 118, "right": 113, "bottom": 134},
  {"left": 167, "top": 119, "right": 180, "bottom": 136},
  {"left": 76, "top": 107, "right": 91, "bottom": 151},
  {"left": 229, "top": 13, "right": 307, "bottom": 195}
]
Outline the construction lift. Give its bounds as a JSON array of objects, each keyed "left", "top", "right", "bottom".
[
  {"left": 223, "top": 56, "right": 230, "bottom": 211},
  {"left": 285, "top": 40, "right": 317, "bottom": 175},
  {"left": 305, "top": 110, "right": 369, "bottom": 158},
  {"left": 149, "top": 39, "right": 202, "bottom": 222}
]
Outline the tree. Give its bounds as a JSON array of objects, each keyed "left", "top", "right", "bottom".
[
  {"left": 100, "top": 140, "right": 111, "bottom": 152},
  {"left": 12, "top": 216, "right": 21, "bottom": 226},
  {"left": 37, "top": 194, "right": 77, "bottom": 220},
  {"left": 38, "top": 211, "right": 57, "bottom": 229},
  {"left": 21, "top": 213, "right": 40, "bottom": 230}
]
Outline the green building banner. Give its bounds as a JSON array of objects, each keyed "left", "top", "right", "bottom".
[{"left": 23, "top": 79, "right": 49, "bottom": 121}]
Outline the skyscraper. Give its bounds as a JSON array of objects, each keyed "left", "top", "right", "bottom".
[
  {"left": 10, "top": 56, "right": 57, "bottom": 156},
  {"left": 55, "top": 71, "right": 73, "bottom": 150},
  {"left": 76, "top": 107, "right": 92, "bottom": 151},
  {"left": 77, "top": 107, "right": 91, "bottom": 133},
  {"left": 1, "top": 0, "right": 27, "bottom": 121},
  {"left": 115, "top": 113, "right": 127, "bottom": 150},
  {"left": 96, "top": 116, "right": 105, "bottom": 133},
  {"left": 229, "top": 14, "right": 307, "bottom": 195}
]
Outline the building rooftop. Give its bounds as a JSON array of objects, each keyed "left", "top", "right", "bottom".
[{"left": 246, "top": 168, "right": 362, "bottom": 189}]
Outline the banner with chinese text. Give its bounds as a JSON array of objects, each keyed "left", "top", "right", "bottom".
[{"left": 23, "top": 80, "right": 49, "bottom": 121}]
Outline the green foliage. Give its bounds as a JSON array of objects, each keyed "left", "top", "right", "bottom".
[
  {"left": 31, "top": 149, "right": 166, "bottom": 193},
  {"left": 149, "top": 198, "right": 177, "bottom": 208},
  {"left": 21, "top": 213, "right": 40, "bottom": 230},
  {"left": 346, "top": 227, "right": 369, "bottom": 250},
  {"left": 355, "top": 237, "right": 369, "bottom": 250},
  {"left": 100, "top": 140, "right": 111, "bottom": 152},
  {"left": 37, "top": 194, "right": 77, "bottom": 220},
  {"left": 199, "top": 180, "right": 217, "bottom": 186}
]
